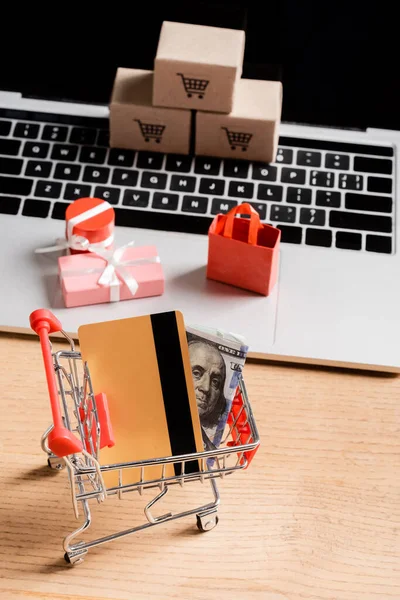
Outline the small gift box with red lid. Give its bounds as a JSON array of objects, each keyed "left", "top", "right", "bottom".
[
  {"left": 65, "top": 197, "right": 115, "bottom": 253},
  {"left": 207, "top": 203, "right": 280, "bottom": 296}
]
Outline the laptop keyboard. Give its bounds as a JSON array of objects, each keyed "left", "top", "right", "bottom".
[{"left": 0, "top": 108, "right": 395, "bottom": 254}]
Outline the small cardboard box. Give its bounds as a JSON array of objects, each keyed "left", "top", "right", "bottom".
[
  {"left": 207, "top": 203, "right": 280, "bottom": 296},
  {"left": 109, "top": 68, "right": 191, "bottom": 154},
  {"left": 153, "top": 21, "right": 245, "bottom": 114},
  {"left": 196, "top": 78, "right": 282, "bottom": 163}
]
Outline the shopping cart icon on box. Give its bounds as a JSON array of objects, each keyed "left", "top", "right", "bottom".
[
  {"left": 135, "top": 119, "right": 166, "bottom": 143},
  {"left": 222, "top": 127, "right": 253, "bottom": 151},
  {"left": 177, "top": 73, "right": 209, "bottom": 99}
]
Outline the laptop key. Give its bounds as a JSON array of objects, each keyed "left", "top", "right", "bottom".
[
  {"left": 170, "top": 175, "right": 196, "bottom": 193},
  {"left": 54, "top": 163, "right": 81, "bottom": 181},
  {"left": 345, "top": 192, "right": 392, "bottom": 214},
  {"left": 366, "top": 235, "right": 392, "bottom": 254},
  {"left": 325, "top": 153, "right": 350, "bottom": 170},
  {"left": 112, "top": 168, "right": 139, "bottom": 187},
  {"left": 339, "top": 173, "right": 362, "bottom": 190},
  {"left": 199, "top": 178, "right": 224, "bottom": 196},
  {"left": 25, "top": 160, "right": 52, "bottom": 178},
  {"left": 51, "top": 201, "right": 70, "bottom": 220},
  {"left": 0, "top": 176, "right": 33, "bottom": 196},
  {"left": 23, "top": 141, "right": 49, "bottom": 159},
  {"left": 316, "top": 190, "right": 341, "bottom": 207},
  {"left": 306, "top": 228, "right": 332, "bottom": 247},
  {"left": 329, "top": 210, "right": 392, "bottom": 233},
  {"left": 152, "top": 192, "right": 179, "bottom": 210},
  {"left": 275, "top": 148, "right": 293, "bottom": 164},
  {"left": 96, "top": 130, "right": 110, "bottom": 147},
  {"left": 211, "top": 198, "right": 237, "bottom": 214},
  {"left": 42, "top": 125, "right": 68, "bottom": 142},
  {"left": 0, "top": 139, "right": 21, "bottom": 155},
  {"left": 281, "top": 167, "right": 306, "bottom": 185},
  {"left": 276, "top": 224, "right": 302, "bottom": 244},
  {"left": 287, "top": 187, "right": 312, "bottom": 205},
  {"left": 354, "top": 156, "right": 392, "bottom": 175},
  {"left": 367, "top": 176, "right": 392, "bottom": 194},
  {"left": 336, "top": 231, "right": 362, "bottom": 251},
  {"left": 270, "top": 205, "right": 296, "bottom": 223},
  {"left": 123, "top": 189, "right": 150, "bottom": 207},
  {"left": 223, "top": 160, "right": 249, "bottom": 179},
  {"left": 0, "top": 157, "right": 23, "bottom": 175},
  {"left": 14, "top": 122, "right": 40, "bottom": 139},
  {"left": 80, "top": 146, "right": 107, "bottom": 164},
  {"left": 51, "top": 144, "right": 79, "bottom": 161},
  {"left": 64, "top": 183, "right": 92, "bottom": 201},
  {"left": 249, "top": 202, "right": 267, "bottom": 220},
  {"left": 141, "top": 172, "right": 167, "bottom": 190},
  {"left": 228, "top": 181, "right": 254, "bottom": 198},
  {"left": 194, "top": 157, "right": 221, "bottom": 176},
  {"left": 310, "top": 170, "right": 335, "bottom": 188},
  {"left": 34, "top": 180, "right": 62, "bottom": 199},
  {"left": 83, "top": 166, "right": 110, "bottom": 184},
  {"left": 0, "top": 120, "right": 12, "bottom": 136},
  {"left": 165, "top": 154, "right": 192, "bottom": 172},
  {"left": 115, "top": 207, "right": 212, "bottom": 235},
  {"left": 137, "top": 151, "right": 164, "bottom": 170},
  {"left": 108, "top": 149, "right": 135, "bottom": 167},
  {"left": 300, "top": 207, "right": 326, "bottom": 226},
  {"left": 94, "top": 186, "right": 120, "bottom": 204},
  {"left": 182, "top": 195, "right": 209, "bottom": 214},
  {"left": 22, "top": 199, "right": 51, "bottom": 218},
  {"left": 70, "top": 127, "right": 97, "bottom": 145},
  {"left": 297, "top": 150, "right": 321, "bottom": 167},
  {"left": 251, "top": 164, "right": 277, "bottom": 181},
  {"left": 257, "top": 183, "right": 283, "bottom": 202},
  {"left": 0, "top": 195, "right": 21, "bottom": 215}
]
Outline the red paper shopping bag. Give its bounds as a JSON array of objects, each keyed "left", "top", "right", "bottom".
[{"left": 207, "top": 203, "right": 281, "bottom": 296}]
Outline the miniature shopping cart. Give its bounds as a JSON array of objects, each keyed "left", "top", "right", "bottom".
[
  {"left": 177, "top": 73, "right": 209, "bottom": 98},
  {"left": 135, "top": 119, "right": 165, "bottom": 143},
  {"left": 222, "top": 127, "right": 253, "bottom": 151},
  {"left": 30, "top": 309, "right": 260, "bottom": 566}
]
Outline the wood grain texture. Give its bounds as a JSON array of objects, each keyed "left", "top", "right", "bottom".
[{"left": 0, "top": 333, "right": 399, "bottom": 600}]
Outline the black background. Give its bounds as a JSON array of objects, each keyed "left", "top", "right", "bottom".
[{"left": 0, "top": 2, "right": 396, "bottom": 131}]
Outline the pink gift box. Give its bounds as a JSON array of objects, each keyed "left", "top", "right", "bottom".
[{"left": 58, "top": 245, "right": 164, "bottom": 308}]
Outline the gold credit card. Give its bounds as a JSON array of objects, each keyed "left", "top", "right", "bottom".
[{"left": 78, "top": 311, "right": 203, "bottom": 487}]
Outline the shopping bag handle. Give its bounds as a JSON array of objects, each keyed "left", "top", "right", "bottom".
[{"left": 215, "top": 203, "right": 262, "bottom": 246}]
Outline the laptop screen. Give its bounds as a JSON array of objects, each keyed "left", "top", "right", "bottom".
[{"left": 0, "top": 3, "right": 394, "bottom": 132}]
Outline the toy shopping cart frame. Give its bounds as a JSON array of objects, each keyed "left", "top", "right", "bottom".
[
  {"left": 135, "top": 119, "right": 165, "bottom": 143},
  {"left": 30, "top": 309, "right": 260, "bottom": 565},
  {"left": 176, "top": 73, "right": 209, "bottom": 98},
  {"left": 222, "top": 127, "right": 253, "bottom": 151}
]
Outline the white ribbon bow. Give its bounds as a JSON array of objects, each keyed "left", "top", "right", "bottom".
[
  {"left": 85, "top": 241, "right": 160, "bottom": 302},
  {"left": 35, "top": 234, "right": 92, "bottom": 254}
]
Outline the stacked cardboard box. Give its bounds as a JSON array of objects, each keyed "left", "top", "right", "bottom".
[{"left": 110, "top": 21, "right": 282, "bottom": 163}]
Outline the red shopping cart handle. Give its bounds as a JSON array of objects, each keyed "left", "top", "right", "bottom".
[{"left": 30, "top": 309, "right": 83, "bottom": 457}]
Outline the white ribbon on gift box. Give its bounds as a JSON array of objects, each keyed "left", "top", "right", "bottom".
[
  {"left": 35, "top": 201, "right": 114, "bottom": 254},
  {"left": 60, "top": 241, "right": 161, "bottom": 302}
]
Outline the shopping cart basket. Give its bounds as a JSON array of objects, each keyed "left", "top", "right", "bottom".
[
  {"left": 135, "top": 119, "right": 166, "bottom": 143},
  {"left": 177, "top": 73, "right": 209, "bottom": 99},
  {"left": 222, "top": 127, "right": 253, "bottom": 151},
  {"left": 30, "top": 308, "right": 260, "bottom": 565}
]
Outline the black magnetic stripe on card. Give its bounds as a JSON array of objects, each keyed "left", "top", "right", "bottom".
[{"left": 150, "top": 312, "right": 199, "bottom": 475}]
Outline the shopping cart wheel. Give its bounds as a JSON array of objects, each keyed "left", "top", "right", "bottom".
[
  {"left": 156, "top": 138, "right": 161, "bottom": 143},
  {"left": 187, "top": 93, "right": 192, "bottom": 98},
  {"left": 199, "top": 95, "right": 203, "bottom": 99},
  {"left": 145, "top": 138, "right": 150, "bottom": 142},
  {"left": 64, "top": 543, "right": 88, "bottom": 565},
  {"left": 242, "top": 147, "right": 247, "bottom": 152},
  {"left": 231, "top": 146, "right": 236, "bottom": 150},
  {"left": 196, "top": 512, "right": 219, "bottom": 532}
]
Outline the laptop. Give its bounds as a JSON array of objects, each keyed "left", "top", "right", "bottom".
[{"left": 0, "top": 4, "right": 399, "bottom": 372}]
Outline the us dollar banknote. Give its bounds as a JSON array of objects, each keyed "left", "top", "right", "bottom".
[{"left": 186, "top": 324, "right": 249, "bottom": 451}]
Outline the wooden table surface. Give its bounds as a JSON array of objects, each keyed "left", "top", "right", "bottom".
[{"left": 1, "top": 333, "right": 399, "bottom": 600}]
